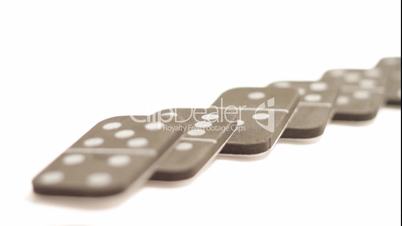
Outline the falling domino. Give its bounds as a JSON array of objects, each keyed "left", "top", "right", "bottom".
[
  {"left": 210, "top": 86, "right": 300, "bottom": 155},
  {"left": 32, "top": 116, "right": 183, "bottom": 196},
  {"left": 322, "top": 69, "right": 387, "bottom": 121},
  {"left": 269, "top": 81, "right": 340, "bottom": 139},
  {"left": 151, "top": 108, "right": 238, "bottom": 181},
  {"left": 376, "top": 57, "right": 401, "bottom": 106}
]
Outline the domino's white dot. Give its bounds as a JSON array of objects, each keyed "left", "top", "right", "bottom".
[
  {"left": 354, "top": 90, "right": 371, "bottom": 100},
  {"left": 344, "top": 73, "right": 361, "bottom": 83},
  {"left": 365, "top": 69, "right": 381, "bottom": 78},
  {"left": 304, "top": 94, "right": 322, "bottom": 102},
  {"left": 298, "top": 88, "right": 306, "bottom": 96},
  {"left": 252, "top": 113, "right": 270, "bottom": 120},
  {"left": 40, "top": 171, "right": 64, "bottom": 185},
  {"left": 127, "top": 137, "right": 149, "bottom": 148},
  {"left": 84, "top": 137, "right": 104, "bottom": 147},
  {"left": 337, "top": 96, "right": 350, "bottom": 105},
  {"left": 114, "top": 129, "right": 135, "bottom": 139},
  {"left": 310, "top": 82, "right": 328, "bottom": 92},
  {"left": 237, "top": 120, "right": 245, "bottom": 126},
  {"left": 145, "top": 122, "right": 165, "bottom": 131},
  {"left": 202, "top": 113, "right": 219, "bottom": 121},
  {"left": 274, "top": 82, "right": 291, "bottom": 88},
  {"left": 63, "top": 154, "right": 85, "bottom": 166},
  {"left": 108, "top": 155, "right": 131, "bottom": 167},
  {"left": 102, "top": 122, "right": 122, "bottom": 130},
  {"left": 176, "top": 142, "right": 194, "bottom": 151},
  {"left": 187, "top": 129, "right": 206, "bottom": 136},
  {"left": 87, "top": 173, "right": 112, "bottom": 187},
  {"left": 248, "top": 91, "right": 266, "bottom": 100},
  {"left": 195, "top": 121, "right": 213, "bottom": 129},
  {"left": 359, "top": 79, "right": 377, "bottom": 89}
]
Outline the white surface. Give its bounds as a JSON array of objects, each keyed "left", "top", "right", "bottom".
[{"left": 0, "top": 0, "right": 401, "bottom": 225}]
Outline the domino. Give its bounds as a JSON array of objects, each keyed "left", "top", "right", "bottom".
[
  {"left": 151, "top": 108, "right": 238, "bottom": 181},
  {"left": 32, "top": 116, "right": 183, "bottom": 196},
  {"left": 322, "top": 69, "right": 387, "bottom": 121},
  {"left": 376, "top": 57, "right": 401, "bottom": 106},
  {"left": 211, "top": 86, "right": 300, "bottom": 155},
  {"left": 270, "top": 81, "right": 340, "bottom": 139}
]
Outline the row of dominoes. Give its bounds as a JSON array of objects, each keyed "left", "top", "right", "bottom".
[{"left": 32, "top": 57, "right": 401, "bottom": 197}]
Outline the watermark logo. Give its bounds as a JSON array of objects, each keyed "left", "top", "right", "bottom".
[
  {"left": 129, "top": 98, "right": 277, "bottom": 133},
  {"left": 253, "top": 98, "right": 276, "bottom": 132}
]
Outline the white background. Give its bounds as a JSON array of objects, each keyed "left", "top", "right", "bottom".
[{"left": 0, "top": 0, "right": 401, "bottom": 225}]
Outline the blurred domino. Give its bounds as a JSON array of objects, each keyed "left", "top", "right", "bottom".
[
  {"left": 211, "top": 86, "right": 300, "bottom": 155},
  {"left": 322, "top": 69, "right": 386, "bottom": 121},
  {"left": 376, "top": 57, "right": 401, "bottom": 106},
  {"left": 151, "top": 108, "right": 238, "bottom": 181},
  {"left": 269, "top": 81, "right": 339, "bottom": 139},
  {"left": 32, "top": 116, "right": 183, "bottom": 196}
]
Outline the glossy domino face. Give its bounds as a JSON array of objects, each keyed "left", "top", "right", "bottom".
[
  {"left": 211, "top": 86, "right": 300, "bottom": 155},
  {"left": 376, "top": 57, "right": 401, "bottom": 106},
  {"left": 270, "top": 81, "right": 339, "bottom": 139},
  {"left": 151, "top": 108, "right": 238, "bottom": 181},
  {"left": 32, "top": 116, "right": 183, "bottom": 196},
  {"left": 322, "top": 69, "right": 387, "bottom": 121}
]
